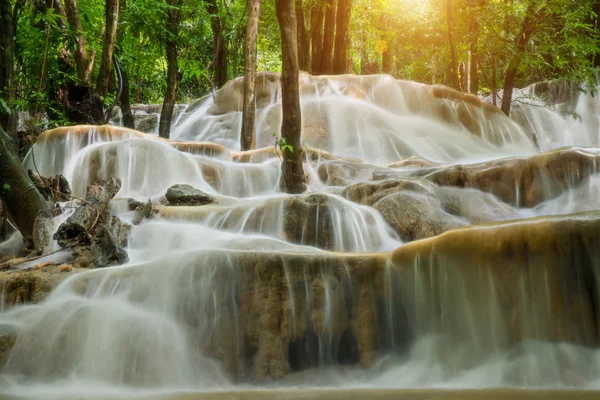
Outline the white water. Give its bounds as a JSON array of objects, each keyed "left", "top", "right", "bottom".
[{"left": 2, "top": 74, "right": 600, "bottom": 399}]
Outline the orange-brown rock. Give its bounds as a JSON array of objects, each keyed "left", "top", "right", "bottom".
[
  {"left": 424, "top": 148, "right": 600, "bottom": 208},
  {"left": 391, "top": 211, "right": 600, "bottom": 348},
  {"left": 0, "top": 264, "right": 83, "bottom": 307}
]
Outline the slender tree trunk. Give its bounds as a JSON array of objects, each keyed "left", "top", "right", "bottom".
[
  {"left": 136, "top": 76, "right": 141, "bottom": 103},
  {"left": 359, "top": 30, "right": 366, "bottom": 74},
  {"left": 492, "top": 53, "right": 497, "bottom": 106},
  {"left": 54, "top": 0, "right": 68, "bottom": 30},
  {"left": 96, "top": 0, "right": 119, "bottom": 98},
  {"left": 446, "top": 0, "right": 458, "bottom": 89},
  {"left": 241, "top": 0, "right": 260, "bottom": 151},
  {"left": 310, "top": 1, "right": 324, "bottom": 75},
  {"left": 501, "top": 4, "right": 538, "bottom": 116},
  {"left": 469, "top": 0, "right": 482, "bottom": 94},
  {"left": 120, "top": 66, "right": 135, "bottom": 128},
  {"left": 276, "top": 0, "right": 306, "bottom": 194},
  {"left": 320, "top": 0, "right": 336, "bottom": 74},
  {"left": 0, "top": 0, "right": 18, "bottom": 149},
  {"left": 594, "top": 1, "right": 600, "bottom": 67},
  {"left": 332, "top": 0, "right": 350, "bottom": 74},
  {"left": 158, "top": 0, "right": 181, "bottom": 139},
  {"left": 207, "top": 0, "right": 228, "bottom": 88},
  {"left": 382, "top": 35, "right": 392, "bottom": 74},
  {"left": 295, "top": 0, "right": 310, "bottom": 71},
  {"left": 64, "top": 0, "right": 95, "bottom": 86},
  {"left": 0, "top": 127, "right": 50, "bottom": 245},
  {"left": 117, "top": 0, "right": 134, "bottom": 129}
]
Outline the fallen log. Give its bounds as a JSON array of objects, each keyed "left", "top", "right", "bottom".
[
  {"left": 53, "top": 177, "right": 121, "bottom": 248},
  {"left": 27, "top": 170, "right": 72, "bottom": 202}
]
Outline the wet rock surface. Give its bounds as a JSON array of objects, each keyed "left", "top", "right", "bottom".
[
  {"left": 166, "top": 184, "right": 216, "bottom": 206},
  {"left": 53, "top": 177, "right": 131, "bottom": 268},
  {"left": 342, "top": 179, "right": 519, "bottom": 242},
  {"left": 2, "top": 213, "right": 600, "bottom": 382},
  {"left": 392, "top": 211, "right": 600, "bottom": 349},
  {"left": 374, "top": 148, "right": 600, "bottom": 208},
  {"left": 0, "top": 264, "right": 83, "bottom": 308}
]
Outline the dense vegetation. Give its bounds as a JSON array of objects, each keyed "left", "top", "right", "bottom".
[{"left": 1, "top": 0, "right": 600, "bottom": 142}]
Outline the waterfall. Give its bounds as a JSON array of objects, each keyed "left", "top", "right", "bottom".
[{"left": 2, "top": 73, "right": 600, "bottom": 399}]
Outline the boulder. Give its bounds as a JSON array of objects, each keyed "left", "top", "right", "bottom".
[
  {"left": 53, "top": 177, "right": 131, "bottom": 268},
  {"left": 0, "top": 264, "right": 82, "bottom": 308},
  {"left": 165, "top": 184, "right": 216, "bottom": 206},
  {"left": 374, "top": 191, "right": 466, "bottom": 242},
  {"left": 391, "top": 211, "right": 600, "bottom": 350},
  {"left": 426, "top": 147, "right": 600, "bottom": 208},
  {"left": 0, "top": 324, "right": 17, "bottom": 369},
  {"left": 342, "top": 179, "right": 521, "bottom": 242}
]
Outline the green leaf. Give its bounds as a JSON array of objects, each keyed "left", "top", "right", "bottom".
[
  {"left": 2, "top": 183, "right": 11, "bottom": 191},
  {"left": 0, "top": 98, "right": 9, "bottom": 115}
]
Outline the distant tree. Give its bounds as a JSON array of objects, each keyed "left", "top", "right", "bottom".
[
  {"left": 320, "top": 0, "right": 336, "bottom": 74},
  {"left": 206, "top": 0, "right": 228, "bottom": 88},
  {"left": 0, "top": 0, "right": 21, "bottom": 148},
  {"left": 310, "top": 1, "right": 325, "bottom": 75},
  {"left": 158, "top": 0, "right": 181, "bottom": 139},
  {"left": 296, "top": 0, "right": 310, "bottom": 70},
  {"left": 96, "top": 0, "right": 119, "bottom": 99},
  {"left": 332, "top": 0, "right": 351, "bottom": 74},
  {"left": 446, "top": 0, "right": 459, "bottom": 89}
]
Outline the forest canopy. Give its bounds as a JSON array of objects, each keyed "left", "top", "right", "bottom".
[{"left": 1, "top": 0, "right": 600, "bottom": 140}]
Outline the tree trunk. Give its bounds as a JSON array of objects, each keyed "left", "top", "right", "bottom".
[
  {"left": 120, "top": 67, "right": 135, "bottom": 128},
  {"left": 241, "top": 0, "right": 260, "bottom": 151},
  {"left": 492, "top": 53, "right": 497, "bottom": 106},
  {"left": 320, "top": 0, "right": 336, "bottom": 74},
  {"left": 310, "top": 1, "right": 324, "bottom": 75},
  {"left": 96, "top": 0, "right": 119, "bottom": 98},
  {"left": 594, "top": 1, "right": 600, "bottom": 67},
  {"left": 136, "top": 76, "right": 141, "bottom": 103},
  {"left": 64, "top": 0, "right": 95, "bottom": 86},
  {"left": 116, "top": 0, "right": 134, "bottom": 129},
  {"left": 54, "top": 0, "right": 68, "bottom": 30},
  {"left": 332, "top": 0, "right": 350, "bottom": 74},
  {"left": 0, "top": 0, "right": 18, "bottom": 150},
  {"left": 469, "top": 0, "right": 482, "bottom": 94},
  {"left": 295, "top": 0, "right": 310, "bottom": 71},
  {"left": 53, "top": 177, "right": 121, "bottom": 248},
  {"left": 501, "top": 4, "right": 538, "bottom": 116},
  {"left": 158, "top": 0, "right": 181, "bottom": 139},
  {"left": 0, "top": 127, "right": 50, "bottom": 245},
  {"left": 207, "top": 0, "right": 228, "bottom": 88},
  {"left": 276, "top": 0, "right": 306, "bottom": 194},
  {"left": 446, "top": 0, "right": 458, "bottom": 89},
  {"left": 382, "top": 36, "right": 392, "bottom": 74}
]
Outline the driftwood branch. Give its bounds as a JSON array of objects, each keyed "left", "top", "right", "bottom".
[{"left": 53, "top": 177, "right": 121, "bottom": 248}]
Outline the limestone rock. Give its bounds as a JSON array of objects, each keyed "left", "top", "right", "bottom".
[
  {"left": 387, "top": 156, "right": 436, "bottom": 169},
  {"left": 342, "top": 178, "right": 522, "bottom": 242},
  {"left": 374, "top": 191, "right": 466, "bottom": 242},
  {"left": 391, "top": 211, "right": 600, "bottom": 349},
  {"left": 426, "top": 147, "right": 600, "bottom": 207},
  {"left": 283, "top": 194, "right": 335, "bottom": 250},
  {"left": 165, "top": 184, "right": 216, "bottom": 206},
  {"left": 0, "top": 264, "right": 82, "bottom": 308},
  {"left": 0, "top": 325, "right": 17, "bottom": 369},
  {"left": 128, "top": 199, "right": 156, "bottom": 225},
  {"left": 317, "top": 160, "right": 377, "bottom": 187}
]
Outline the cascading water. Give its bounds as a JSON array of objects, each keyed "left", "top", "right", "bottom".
[{"left": 2, "top": 73, "right": 600, "bottom": 400}]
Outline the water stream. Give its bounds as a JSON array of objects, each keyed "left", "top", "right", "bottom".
[{"left": 1, "top": 74, "right": 600, "bottom": 399}]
